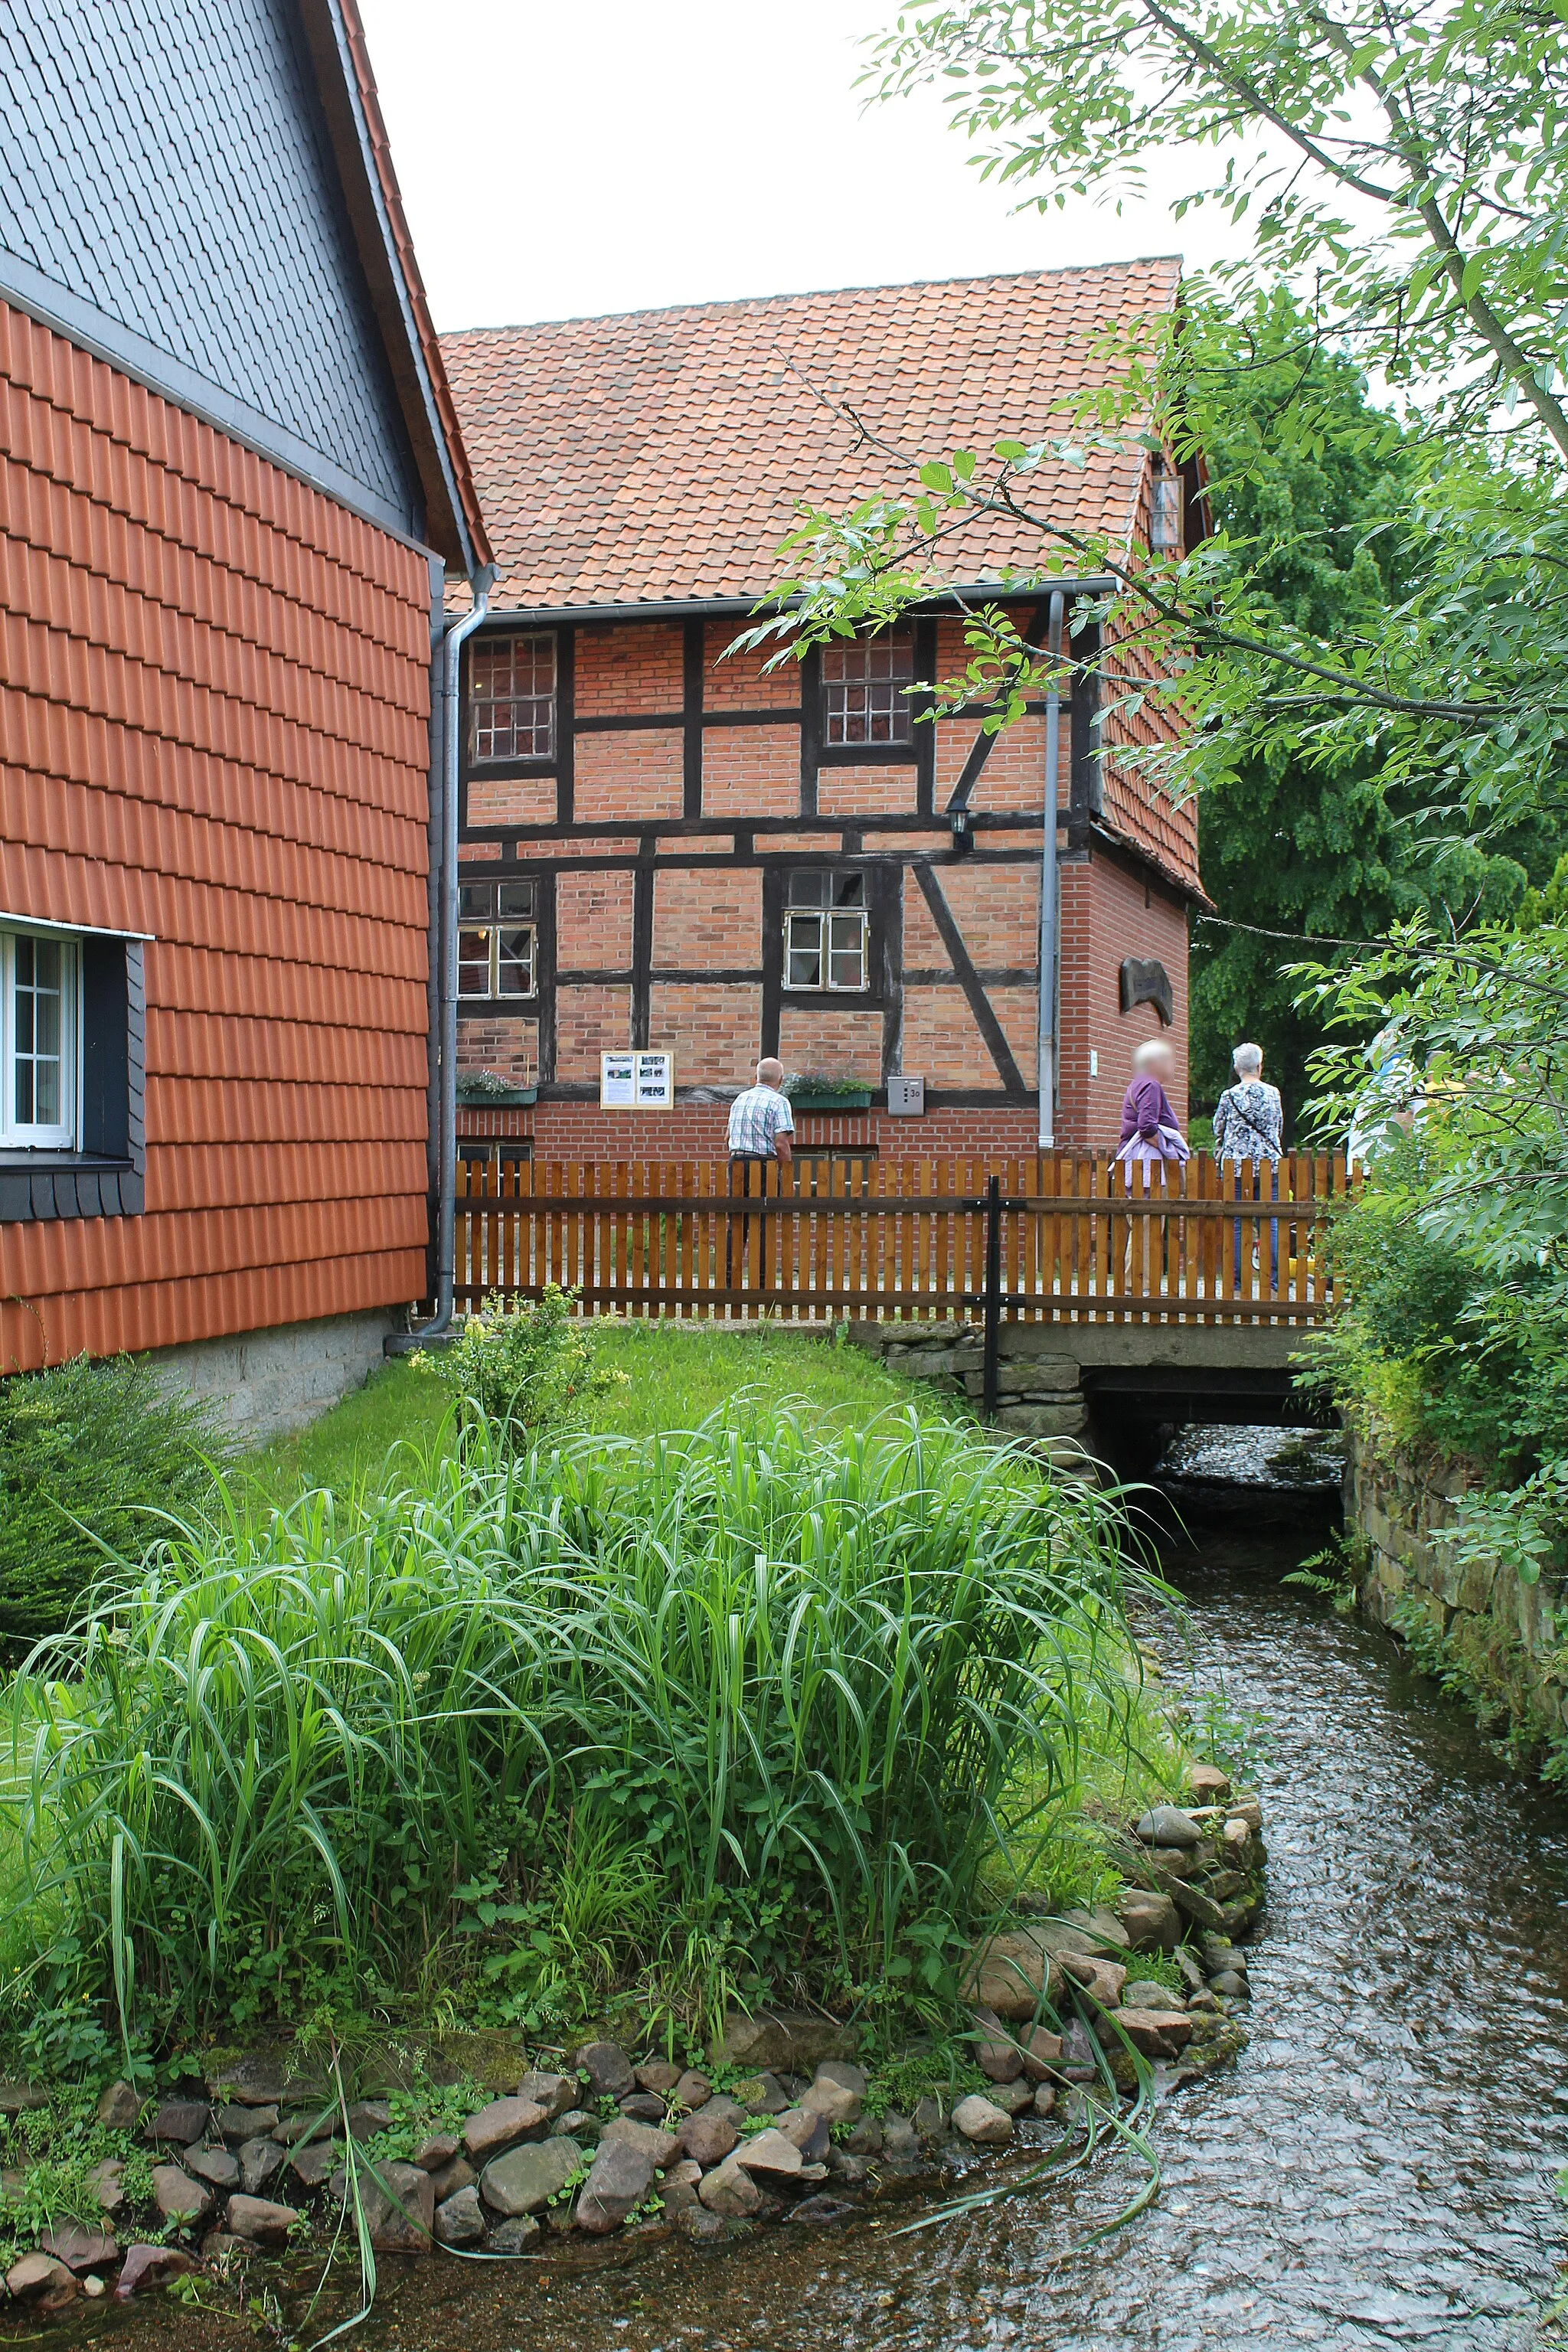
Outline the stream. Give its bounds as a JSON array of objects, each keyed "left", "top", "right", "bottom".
[{"left": 55, "top": 1449, "right": 1568, "bottom": 2351}]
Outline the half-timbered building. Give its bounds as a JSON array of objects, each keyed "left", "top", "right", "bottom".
[{"left": 441, "top": 263, "right": 1203, "bottom": 1167}]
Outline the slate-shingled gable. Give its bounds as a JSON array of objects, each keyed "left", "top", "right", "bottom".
[
  {"left": 0, "top": 0, "right": 416, "bottom": 531},
  {"left": 442, "top": 261, "right": 1183, "bottom": 610}
]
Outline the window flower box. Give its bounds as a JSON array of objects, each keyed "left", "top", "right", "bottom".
[
  {"left": 456, "top": 1073, "right": 537, "bottom": 1107},
  {"left": 786, "top": 1085, "right": 874, "bottom": 1112}
]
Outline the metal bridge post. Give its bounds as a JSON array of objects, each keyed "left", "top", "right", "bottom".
[{"left": 982, "top": 1173, "right": 1001, "bottom": 1421}]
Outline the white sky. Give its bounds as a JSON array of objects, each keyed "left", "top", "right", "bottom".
[{"left": 358, "top": 0, "right": 1253, "bottom": 332}]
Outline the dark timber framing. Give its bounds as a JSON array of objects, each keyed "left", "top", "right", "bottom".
[
  {"left": 454, "top": 587, "right": 1192, "bottom": 1109},
  {"left": 912, "top": 863, "right": 1027, "bottom": 1098},
  {"left": 631, "top": 841, "right": 655, "bottom": 1049}
]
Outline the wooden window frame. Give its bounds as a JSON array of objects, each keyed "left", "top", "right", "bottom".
[
  {"left": 782, "top": 869, "right": 871, "bottom": 994},
  {"left": 469, "top": 632, "right": 557, "bottom": 764},
  {"left": 822, "top": 631, "right": 914, "bottom": 748},
  {"left": 458, "top": 880, "right": 541, "bottom": 1003}
]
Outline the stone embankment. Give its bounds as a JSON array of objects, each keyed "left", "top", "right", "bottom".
[
  {"left": 0, "top": 1770, "right": 1266, "bottom": 2314},
  {"left": 1348, "top": 1429, "right": 1568, "bottom": 1747}
]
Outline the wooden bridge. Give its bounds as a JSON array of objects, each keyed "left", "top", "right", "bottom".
[{"left": 452, "top": 1153, "right": 1351, "bottom": 1424}]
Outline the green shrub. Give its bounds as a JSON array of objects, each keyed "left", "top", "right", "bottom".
[
  {"left": 0, "top": 1356, "right": 223, "bottom": 1655},
  {"left": 4, "top": 1401, "right": 1145, "bottom": 2047},
  {"left": 1301, "top": 921, "right": 1568, "bottom": 1597},
  {"left": 1302, "top": 1134, "right": 1553, "bottom": 1470},
  {"left": 416, "top": 1286, "right": 624, "bottom": 1442}
]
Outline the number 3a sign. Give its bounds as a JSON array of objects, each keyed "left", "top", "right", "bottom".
[{"left": 600, "top": 1050, "right": 674, "bottom": 1109}]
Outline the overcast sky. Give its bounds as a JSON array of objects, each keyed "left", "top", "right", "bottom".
[{"left": 358, "top": 0, "right": 1251, "bottom": 332}]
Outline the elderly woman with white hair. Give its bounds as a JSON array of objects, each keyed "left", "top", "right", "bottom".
[
  {"left": 1214, "top": 1042, "right": 1282, "bottom": 1165},
  {"left": 1214, "top": 1042, "right": 1282, "bottom": 1290}
]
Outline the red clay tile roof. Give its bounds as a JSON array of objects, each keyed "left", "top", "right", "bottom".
[{"left": 440, "top": 261, "right": 1182, "bottom": 612}]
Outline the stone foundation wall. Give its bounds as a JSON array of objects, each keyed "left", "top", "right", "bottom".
[
  {"left": 1347, "top": 1427, "right": 1568, "bottom": 1741},
  {"left": 142, "top": 1311, "right": 396, "bottom": 1444},
  {"left": 848, "top": 1320, "right": 1089, "bottom": 1465}
]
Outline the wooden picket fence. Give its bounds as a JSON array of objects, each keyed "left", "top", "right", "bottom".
[{"left": 452, "top": 1154, "right": 1351, "bottom": 1326}]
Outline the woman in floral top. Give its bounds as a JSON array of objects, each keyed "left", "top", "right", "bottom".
[
  {"left": 1214, "top": 1043, "right": 1282, "bottom": 1288},
  {"left": 1213, "top": 1043, "right": 1283, "bottom": 1164}
]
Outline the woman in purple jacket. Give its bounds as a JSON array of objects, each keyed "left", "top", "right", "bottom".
[
  {"left": 1118, "top": 1039, "right": 1191, "bottom": 1165},
  {"left": 1116, "top": 1039, "right": 1187, "bottom": 1294}
]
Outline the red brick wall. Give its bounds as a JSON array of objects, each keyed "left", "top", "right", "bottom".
[
  {"left": 558, "top": 871, "right": 634, "bottom": 968},
  {"left": 647, "top": 980, "right": 764, "bottom": 1079},
  {"left": 703, "top": 624, "right": 800, "bottom": 709},
  {"left": 933, "top": 711, "right": 1054, "bottom": 814},
  {"left": 776, "top": 1005, "right": 884, "bottom": 1084},
  {"left": 462, "top": 1102, "right": 1044, "bottom": 1161},
  {"left": 702, "top": 724, "right": 798, "bottom": 818},
  {"left": 816, "top": 766, "right": 919, "bottom": 817},
  {"left": 467, "top": 771, "right": 556, "bottom": 826},
  {"left": 577, "top": 619, "right": 681, "bottom": 716},
  {"left": 1057, "top": 853, "right": 1189, "bottom": 1147},
  {"left": 574, "top": 730, "right": 682, "bottom": 822},
  {"left": 556, "top": 983, "right": 632, "bottom": 1080},
  {"left": 900, "top": 988, "right": 1008, "bottom": 1089},
  {"left": 937, "top": 864, "right": 1039, "bottom": 965},
  {"left": 652, "top": 870, "right": 762, "bottom": 969},
  {"left": 0, "top": 301, "right": 433, "bottom": 1370},
  {"left": 458, "top": 1018, "right": 539, "bottom": 1085}
]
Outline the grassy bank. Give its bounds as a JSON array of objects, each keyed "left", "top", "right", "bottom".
[
  {"left": 0, "top": 1315, "right": 1200, "bottom": 2085},
  {"left": 0, "top": 1316, "right": 1264, "bottom": 2313},
  {"left": 242, "top": 1323, "right": 949, "bottom": 1504}
]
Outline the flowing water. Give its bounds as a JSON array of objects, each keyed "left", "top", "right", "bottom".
[{"left": 49, "top": 1478, "right": 1568, "bottom": 2352}]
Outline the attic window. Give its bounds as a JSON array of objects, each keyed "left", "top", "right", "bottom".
[
  {"left": 822, "top": 632, "right": 913, "bottom": 745},
  {"left": 471, "top": 633, "right": 556, "bottom": 762},
  {"left": 1150, "top": 462, "right": 1181, "bottom": 553}
]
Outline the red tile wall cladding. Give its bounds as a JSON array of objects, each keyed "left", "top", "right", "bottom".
[{"left": 0, "top": 302, "right": 434, "bottom": 1368}]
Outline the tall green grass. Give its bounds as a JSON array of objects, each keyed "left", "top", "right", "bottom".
[{"left": 3, "top": 1402, "right": 1148, "bottom": 2045}]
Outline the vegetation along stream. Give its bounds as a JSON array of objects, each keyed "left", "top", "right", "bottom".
[{"left": 61, "top": 1437, "right": 1568, "bottom": 2352}]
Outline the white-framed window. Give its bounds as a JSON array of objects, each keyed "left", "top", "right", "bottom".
[
  {"left": 458, "top": 880, "right": 538, "bottom": 1000},
  {"left": 1149, "top": 460, "right": 1181, "bottom": 552},
  {"left": 470, "top": 633, "right": 556, "bottom": 762},
  {"left": 1, "top": 927, "right": 79, "bottom": 1148},
  {"left": 784, "top": 870, "right": 869, "bottom": 991},
  {"left": 822, "top": 632, "right": 913, "bottom": 744}
]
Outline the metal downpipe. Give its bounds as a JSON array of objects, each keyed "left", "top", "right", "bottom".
[
  {"left": 1037, "top": 589, "right": 1065, "bottom": 1150},
  {"left": 388, "top": 570, "right": 492, "bottom": 1353}
]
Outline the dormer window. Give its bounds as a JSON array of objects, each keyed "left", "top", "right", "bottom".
[
  {"left": 470, "top": 633, "right": 556, "bottom": 761},
  {"left": 822, "top": 632, "right": 913, "bottom": 745}
]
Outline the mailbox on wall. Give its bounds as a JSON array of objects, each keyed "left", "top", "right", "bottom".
[{"left": 887, "top": 1075, "right": 925, "bottom": 1116}]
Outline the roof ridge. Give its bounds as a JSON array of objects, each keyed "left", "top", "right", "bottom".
[{"left": 439, "top": 256, "right": 1184, "bottom": 343}]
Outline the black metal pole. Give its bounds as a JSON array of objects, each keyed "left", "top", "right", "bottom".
[{"left": 982, "top": 1173, "right": 1001, "bottom": 1421}]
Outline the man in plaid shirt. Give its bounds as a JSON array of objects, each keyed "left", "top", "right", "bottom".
[
  {"left": 727, "top": 1058, "right": 795, "bottom": 1166},
  {"left": 726, "top": 1058, "right": 793, "bottom": 1289}
]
